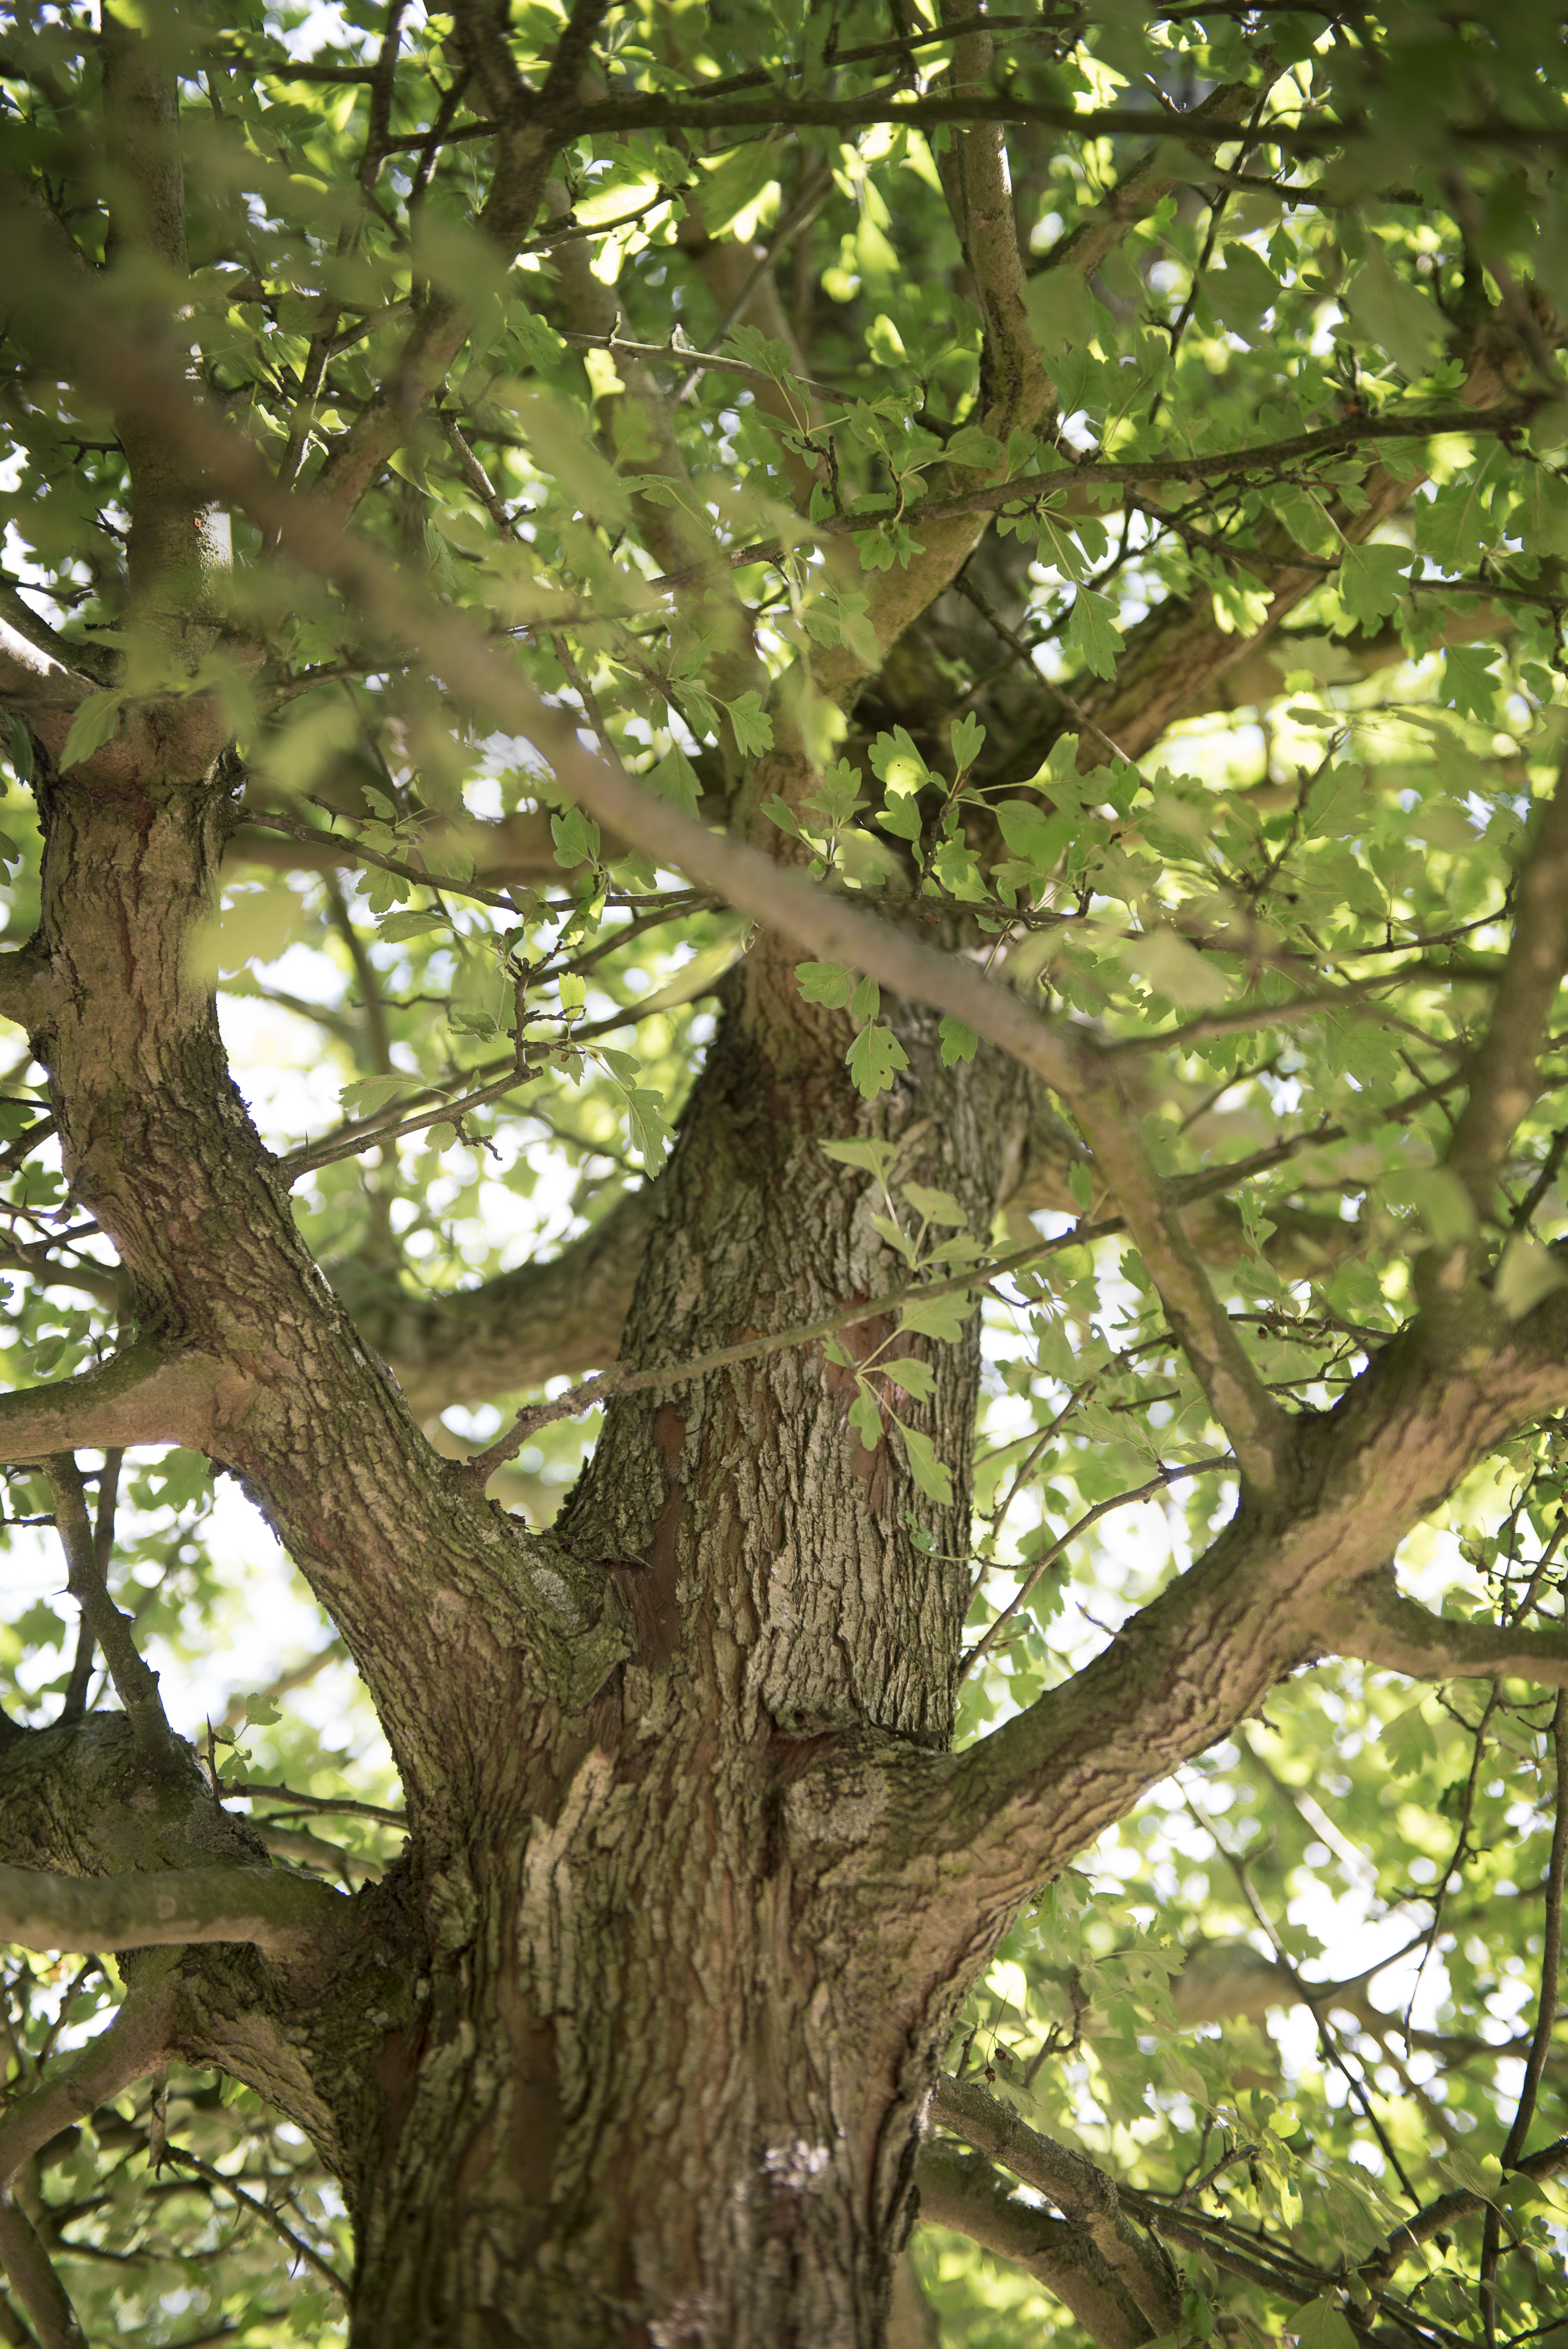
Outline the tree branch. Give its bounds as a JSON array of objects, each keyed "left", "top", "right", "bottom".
[
  {"left": 915, "top": 2140, "right": 1159, "bottom": 2349},
  {"left": 1310, "top": 1568, "right": 1568, "bottom": 1687},
  {"left": 1360, "top": 2133, "right": 1568, "bottom": 2285},
  {"left": 930, "top": 2076, "right": 1180, "bottom": 2336},
  {"left": 1482, "top": 1688, "right": 1568, "bottom": 2342},
  {"left": 337, "top": 1183, "right": 655, "bottom": 1416},
  {"left": 0, "top": 1339, "right": 224, "bottom": 1464},
  {"left": 0, "top": 1862, "right": 349, "bottom": 1958},
  {"left": 310, "top": 0, "right": 610, "bottom": 519},
  {"left": 0, "top": 1963, "right": 179, "bottom": 2349},
  {"left": 0, "top": 616, "right": 93, "bottom": 720},
  {"left": 1444, "top": 757, "right": 1568, "bottom": 1219},
  {"left": 2, "top": 244, "right": 1297, "bottom": 1496},
  {"left": 43, "top": 1452, "right": 185, "bottom": 1773},
  {"left": 158, "top": 2144, "right": 347, "bottom": 2296}
]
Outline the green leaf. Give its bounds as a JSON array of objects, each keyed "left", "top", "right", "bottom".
[
  {"left": 763, "top": 795, "right": 804, "bottom": 841},
  {"left": 848, "top": 1382, "right": 884, "bottom": 1453},
  {"left": 1025, "top": 269, "right": 1098, "bottom": 356},
  {"left": 1494, "top": 1235, "right": 1568, "bottom": 1321},
  {"left": 60, "top": 689, "right": 126, "bottom": 771},
  {"left": 869, "top": 726, "right": 928, "bottom": 794},
  {"left": 1066, "top": 589, "right": 1124, "bottom": 680},
  {"left": 624, "top": 1087, "right": 672, "bottom": 1169},
  {"left": 846, "top": 1021, "right": 910, "bottom": 1099},
  {"left": 650, "top": 747, "right": 703, "bottom": 814},
  {"left": 1342, "top": 244, "right": 1448, "bottom": 378},
  {"left": 871, "top": 1210, "right": 918, "bottom": 1262},
  {"left": 377, "top": 910, "right": 448, "bottom": 944},
  {"left": 1379, "top": 1700, "right": 1435, "bottom": 1777},
  {"left": 849, "top": 975, "right": 880, "bottom": 1022},
  {"left": 876, "top": 794, "right": 923, "bottom": 843},
  {"left": 1382, "top": 1166, "right": 1476, "bottom": 1247},
  {"left": 902, "top": 1181, "right": 968, "bottom": 1226},
  {"left": 721, "top": 691, "right": 774, "bottom": 757},
  {"left": 1288, "top": 2303, "right": 1358, "bottom": 2349},
  {"left": 339, "top": 1075, "right": 413, "bottom": 1119},
  {"left": 898, "top": 1290, "right": 973, "bottom": 1343},
  {"left": 939, "top": 1016, "right": 979, "bottom": 1066},
  {"left": 1336, "top": 543, "right": 1407, "bottom": 630},
  {"left": 1205, "top": 244, "right": 1279, "bottom": 331},
  {"left": 1124, "top": 928, "right": 1229, "bottom": 1010},
  {"left": 5, "top": 712, "right": 33, "bottom": 782},
  {"left": 551, "top": 808, "right": 601, "bottom": 869},
  {"left": 878, "top": 1357, "right": 936, "bottom": 1401},
  {"left": 820, "top": 1137, "right": 902, "bottom": 1180},
  {"left": 997, "top": 801, "right": 1073, "bottom": 870},
  {"left": 944, "top": 425, "right": 1008, "bottom": 472},
  {"left": 796, "top": 961, "right": 857, "bottom": 1008},
  {"left": 949, "top": 713, "right": 986, "bottom": 774},
  {"left": 896, "top": 1419, "right": 953, "bottom": 1503}
]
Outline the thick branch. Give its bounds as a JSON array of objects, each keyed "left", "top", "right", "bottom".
[
  {"left": 0, "top": 616, "right": 93, "bottom": 720},
  {"left": 0, "top": 1967, "right": 177, "bottom": 2207},
  {"left": 931, "top": 2076, "right": 1180, "bottom": 2336},
  {"left": 336, "top": 1184, "right": 654, "bottom": 1416},
  {"left": 1444, "top": 758, "right": 1568, "bottom": 1215},
  {"left": 916, "top": 2140, "right": 1158, "bottom": 2349},
  {"left": 0, "top": 1862, "right": 349, "bottom": 1957},
  {"left": 0, "top": 1339, "right": 226, "bottom": 1463},
  {"left": 1312, "top": 1568, "right": 1568, "bottom": 1688}
]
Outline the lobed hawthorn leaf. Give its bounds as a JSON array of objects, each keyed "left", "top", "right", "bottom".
[
  {"left": 1065, "top": 588, "right": 1124, "bottom": 679},
  {"left": 796, "top": 961, "right": 857, "bottom": 1008},
  {"left": 1335, "top": 542, "right": 1408, "bottom": 631},
  {"left": 898, "top": 1291, "right": 973, "bottom": 1344},
  {"left": 846, "top": 1021, "right": 909, "bottom": 1099}
]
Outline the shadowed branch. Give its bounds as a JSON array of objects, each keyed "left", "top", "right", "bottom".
[
  {"left": 1311, "top": 1569, "right": 1568, "bottom": 1687},
  {"left": 0, "top": 1862, "right": 349, "bottom": 1958}
]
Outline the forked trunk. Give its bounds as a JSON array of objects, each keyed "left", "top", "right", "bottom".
[{"left": 340, "top": 955, "right": 1039, "bottom": 2345}]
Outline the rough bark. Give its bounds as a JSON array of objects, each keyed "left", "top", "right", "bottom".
[{"left": 4, "top": 22, "right": 1567, "bottom": 2349}]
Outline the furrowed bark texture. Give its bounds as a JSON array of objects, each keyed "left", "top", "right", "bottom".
[
  {"left": 336, "top": 945, "right": 1042, "bottom": 2344},
  {"left": 7, "top": 41, "right": 1568, "bottom": 2348}
]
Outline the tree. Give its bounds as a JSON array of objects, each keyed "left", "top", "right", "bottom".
[{"left": 0, "top": 0, "right": 1566, "bottom": 2342}]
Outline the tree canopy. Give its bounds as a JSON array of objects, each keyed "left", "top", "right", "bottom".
[{"left": 1, "top": 1, "right": 1568, "bottom": 2344}]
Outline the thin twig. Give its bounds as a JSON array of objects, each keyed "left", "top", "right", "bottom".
[
  {"left": 221, "top": 1781, "right": 405, "bottom": 1828},
  {"left": 1481, "top": 1688, "right": 1568, "bottom": 2347},
  {"left": 160, "top": 2146, "right": 347, "bottom": 2296},
  {"left": 959, "top": 1456, "right": 1229, "bottom": 1684}
]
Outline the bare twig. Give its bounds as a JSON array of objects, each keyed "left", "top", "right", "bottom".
[
  {"left": 223, "top": 1780, "right": 405, "bottom": 1828},
  {"left": 959, "top": 1456, "right": 1230, "bottom": 1684},
  {"left": 160, "top": 2146, "right": 347, "bottom": 2295}
]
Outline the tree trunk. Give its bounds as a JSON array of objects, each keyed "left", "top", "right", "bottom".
[
  {"left": 346, "top": 1757, "right": 898, "bottom": 2347},
  {"left": 338, "top": 948, "right": 1039, "bottom": 2346}
]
